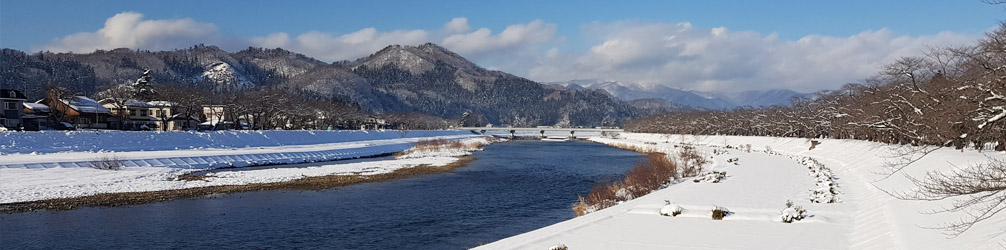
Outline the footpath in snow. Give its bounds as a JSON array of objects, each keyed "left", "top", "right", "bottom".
[
  {"left": 0, "top": 130, "right": 487, "bottom": 204},
  {"left": 477, "top": 133, "right": 1006, "bottom": 250}
]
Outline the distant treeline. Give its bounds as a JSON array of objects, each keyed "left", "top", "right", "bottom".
[{"left": 627, "top": 22, "right": 1006, "bottom": 151}]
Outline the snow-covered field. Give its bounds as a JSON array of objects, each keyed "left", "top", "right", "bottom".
[
  {"left": 0, "top": 130, "right": 487, "bottom": 203},
  {"left": 478, "top": 133, "right": 1006, "bottom": 250}
]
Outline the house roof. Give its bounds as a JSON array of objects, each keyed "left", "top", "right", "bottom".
[
  {"left": 0, "top": 89, "right": 27, "bottom": 100},
  {"left": 101, "top": 99, "right": 174, "bottom": 108},
  {"left": 64, "top": 96, "right": 111, "bottom": 114},
  {"left": 23, "top": 102, "right": 50, "bottom": 112}
]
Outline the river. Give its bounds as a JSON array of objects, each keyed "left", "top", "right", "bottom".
[{"left": 0, "top": 140, "right": 644, "bottom": 249}]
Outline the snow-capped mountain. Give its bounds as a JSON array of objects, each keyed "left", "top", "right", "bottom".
[
  {"left": 202, "top": 62, "right": 254, "bottom": 90},
  {"left": 548, "top": 80, "right": 811, "bottom": 110}
]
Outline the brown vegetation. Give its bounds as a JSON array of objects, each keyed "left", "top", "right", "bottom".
[
  {"left": 573, "top": 153, "right": 684, "bottom": 216},
  {"left": 394, "top": 138, "right": 494, "bottom": 159},
  {"left": 712, "top": 206, "right": 730, "bottom": 220},
  {"left": 89, "top": 154, "right": 123, "bottom": 170}
]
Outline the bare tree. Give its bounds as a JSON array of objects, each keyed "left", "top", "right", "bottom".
[{"left": 891, "top": 158, "right": 1006, "bottom": 236}]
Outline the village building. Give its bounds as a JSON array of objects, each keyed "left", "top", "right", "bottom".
[
  {"left": 100, "top": 99, "right": 198, "bottom": 131},
  {"left": 41, "top": 96, "right": 111, "bottom": 129},
  {"left": 22, "top": 102, "right": 52, "bottom": 130},
  {"left": 1, "top": 89, "right": 28, "bottom": 129}
]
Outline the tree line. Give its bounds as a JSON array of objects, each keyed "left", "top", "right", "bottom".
[{"left": 627, "top": 22, "right": 1006, "bottom": 152}]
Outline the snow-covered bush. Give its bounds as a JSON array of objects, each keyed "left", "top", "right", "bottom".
[
  {"left": 794, "top": 157, "right": 840, "bottom": 203},
  {"left": 679, "top": 146, "right": 707, "bottom": 177},
  {"left": 764, "top": 146, "right": 780, "bottom": 155},
  {"left": 549, "top": 243, "right": 569, "bottom": 250},
  {"left": 89, "top": 154, "right": 123, "bottom": 170},
  {"left": 659, "top": 200, "right": 684, "bottom": 217},
  {"left": 693, "top": 171, "right": 727, "bottom": 183},
  {"left": 711, "top": 206, "right": 730, "bottom": 220},
  {"left": 781, "top": 200, "right": 808, "bottom": 223}
]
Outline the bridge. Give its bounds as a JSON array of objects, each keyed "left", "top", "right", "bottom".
[{"left": 457, "top": 127, "right": 624, "bottom": 139}]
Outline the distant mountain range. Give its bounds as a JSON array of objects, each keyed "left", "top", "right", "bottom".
[
  {"left": 547, "top": 80, "right": 812, "bottom": 110},
  {"left": 1, "top": 44, "right": 808, "bottom": 126},
  {"left": 1, "top": 44, "right": 638, "bottom": 127}
]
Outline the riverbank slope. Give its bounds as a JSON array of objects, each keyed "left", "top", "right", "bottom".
[
  {"left": 478, "top": 133, "right": 1006, "bottom": 250},
  {"left": 0, "top": 130, "right": 489, "bottom": 210}
]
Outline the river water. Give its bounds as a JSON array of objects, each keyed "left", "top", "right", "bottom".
[{"left": 0, "top": 140, "right": 643, "bottom": 249}]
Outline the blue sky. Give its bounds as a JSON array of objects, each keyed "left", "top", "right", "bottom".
[{"left": 1, "top": 0, "right": 1003, "bottom": 92}]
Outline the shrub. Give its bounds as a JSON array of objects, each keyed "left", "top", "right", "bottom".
[
  {"left": 89, "top": 154, "right": 123, "bottom": 170},
  {"left": 549, "top": 244, "right": 569, "bottom": 250},
  {"left": 693, "top": 171, "right": 727, "bottom": 183},
  {"left": 711, "top": 206, "right": 730, "bottom": 220},
  {"left": 679, "top": 146, "right": 707, "bottom": 177},
  {"left": 781, "top": 200, "right": 808, "bottom": 223},
  {"left": 572, "top": 196, "right": 591, "bottom": 217},
  {"left": 659, "top": 200, "right": 684, "bottom": 217},
  {"left": 575, "top": 153, "right": 680, "bottom": 216},
  {"left": 624, "top": 153, "right": 678, "bottom": 197}
]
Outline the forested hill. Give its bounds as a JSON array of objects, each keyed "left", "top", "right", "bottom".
[{"left": 0, "top": 43, "right": 642, "bottom": 127}]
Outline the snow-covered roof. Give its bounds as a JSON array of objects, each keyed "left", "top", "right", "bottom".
[
  {"left": 64, "top": 96, "right": 111, "bottom": 114},
  {"left": 100, "top": 99, "right": 173, "bottom": 108},
  {"left": 23, "top": 102, "right": 50, "bottom": 112},
  {"left": 147, "top": 101, "right": 173, "bottom": 107},
  {"left": 124, "top": 100, "right": 152, "bottom": 108}
]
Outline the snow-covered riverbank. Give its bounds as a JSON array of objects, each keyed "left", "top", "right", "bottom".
[
  {"left": 478, "top": 133, "right": 1006, "bottom": 250},
  {"left": 0, "top": 130, "right": 489, "bottom": 204}
]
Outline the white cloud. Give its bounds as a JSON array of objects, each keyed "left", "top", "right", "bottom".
[
  {"left": 528, "top": 21, "right": 975, "bottom": 92},
  {"left": 252, "top": 28, "right": 430, "bottom": 62},
  {"left": 34, "top": 12, "right": 223, "bottom": 53},
  {"left": 444, "top": 17, "right": 471, "bottom": 33},
  {"left": 32, "top": 12, "right": 980, "bottom": 93},
  {"left": 441, "top": 19, "right": 557, "bottom": 56},
  {"left": 250, "top": 19, "right": 557, "bottom": 64}
]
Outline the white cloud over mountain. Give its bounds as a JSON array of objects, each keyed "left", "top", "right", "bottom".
[
  {"left": 529, "top": 21, "right": 975, "bottom": 92},
  {"left": 34, "top": 12, "right": 979, "bottom": 93},
  {"left": 34, "top": 12, "right": 223, "bottom": 53}
]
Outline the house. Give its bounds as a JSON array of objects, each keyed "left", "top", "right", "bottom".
[
  {"left": 200, "top": 105, "right": 252, "bottom": 130},
  {"left": 22, "top": 102, "right": 52, "bottom": 130},
  {"left": 360, "top": 116, "right": 387, "bottom": 130},
  {"left": 42, "top": 96, "right": 111, "bottom": 129},
  {"left": 1, "top": 89, "right": 28, "bottom": 129},
  {"left": 100, "top": 99, "right": 198, "bottom": 131}
]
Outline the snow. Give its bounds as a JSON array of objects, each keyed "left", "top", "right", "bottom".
[
  {"left": 0, "top": 130, "right": 487, "bottom": 203},
  {"left": 63, "top": 96, "right": 110, "bottom": 114},
  {"left": 476, "top": 133, "right": 1006, "bottom": 250},
  {"left": 202, "top": 62, "right": 254, "bottom": 88},
  {"left": 22, "top": 102, "right": 49, "bottom": 112}
]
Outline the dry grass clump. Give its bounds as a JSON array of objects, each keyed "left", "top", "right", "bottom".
[
  {"left": 624, "top": 153, "right": 678, "bottom": 197},
  {"left": 609, "top": 143, "right": 658, "bottom": 154},
  {"left": 711, "top": 206, "right": 730, "bottom": 220},
  {"left": 394, "top": 137, "right": 494, "bottom": 159},
  {"left": 89, "top": 154, "right": 123, "bottom": 170}
]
